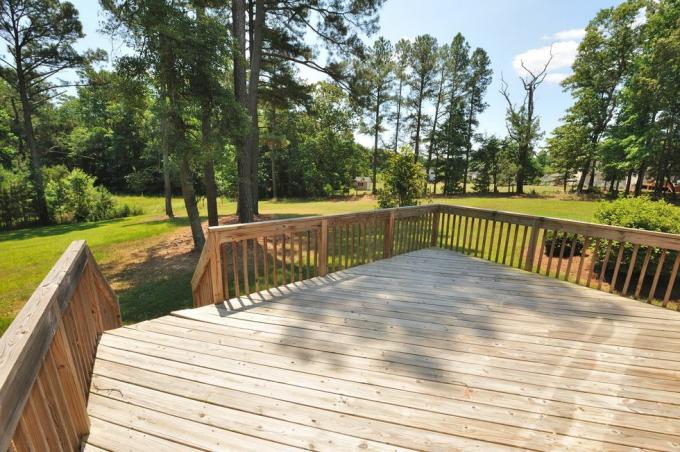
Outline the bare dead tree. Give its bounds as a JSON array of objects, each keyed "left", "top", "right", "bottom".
[{"left": 500, "top": 49, "right": 552, "bottom": 194}]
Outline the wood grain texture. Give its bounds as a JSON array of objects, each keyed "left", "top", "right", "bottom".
[{"left": 90, "top": 249, "right": 680, "bottom": 451}]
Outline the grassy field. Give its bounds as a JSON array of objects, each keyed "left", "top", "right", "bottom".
[{"left": 0, "top": 189, "right": 611, "bottom": 334}]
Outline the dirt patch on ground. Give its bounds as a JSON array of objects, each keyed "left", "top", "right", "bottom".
[{"left": 101, "top": 214, "right": 273, "bottom": 293}]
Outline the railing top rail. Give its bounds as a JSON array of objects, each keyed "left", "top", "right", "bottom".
[
  {"left": 439, "top": 204, "right": 680, "bottom": 250},
  {"left": 0, "top": 240, "right": 90, "bottom": 450},
  {"left": 206, "top": 204, "right": 437, "bottom": 235}
]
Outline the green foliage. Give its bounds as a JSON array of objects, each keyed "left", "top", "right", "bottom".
[
  {"left": 0, "top": 162, "right": 34, "bottom": 229},
  {"left": 378, "top": 149, "right": 426, "bottom": 207},
  {"left": 44, "top": 167, "right": 135, "bottom": 224},
  {"left": 594, "top": 197, "right": 680, "bottom": 277},
  {"left": 595, "top": 196, "right": 680, "bottom": 234}
]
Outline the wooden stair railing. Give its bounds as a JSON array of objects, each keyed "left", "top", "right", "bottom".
[
  {"left": 0, "top": 241, "right": 121, "bottom": 451},
  {"left": 193, "top": 204, "right": 680, "bottom": 310}
]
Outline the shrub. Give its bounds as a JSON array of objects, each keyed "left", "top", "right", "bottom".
[
  {"left": 45, "top": 167, "right": 127, "bottom": 224},
  {"left": 594, "top": 196, "right": 680, "bottom": 278},
  {"left": 543, "top": 231, "right": 585, "bottom": 257},
  {"left": 377, "top": 149, "right": 426, "bottom": 208},
  {"left": 0, "top": 163, "right": 34, "bottom": 229}
]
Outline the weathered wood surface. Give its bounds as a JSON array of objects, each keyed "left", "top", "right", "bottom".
[
  {"left": 0, "top": 241, "right": 121, "bottom": 451},
  {"left": 89, "top": 248, "right": 680, "bottom": 451}
]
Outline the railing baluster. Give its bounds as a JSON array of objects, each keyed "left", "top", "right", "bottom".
[
  {"left": 663, "top": 252, "right": 680, "bottom": 307},
  {"left": 502, "top": 223, "right": 512, "bottom": 264},
  {"left": 495, "top": 222, "right": 504, "bottom": 263},
  {"left": 241, "top": 240, "right": 249, "bottom": 294},
  {"left": 263, "top": 236, "right": 269, "bottom": 289},
  {"left": 555, "top": 232, "right": 568, "bottom": 279},
  {"left": 518, "top": 225, "right": 528, "bottom": 270},
  {"left": 487, "top": 220, "right": 496, "bottom": 260},
  {"left": 609, "top": 244, "right": 625, "bottom": 293},
  {"left": 253, "top": 238, "right": 259, "bottom": 292},
  {"left": 510, "top": 223, "right": 520, "bottom": 267},
  {"left": 586, "top": 238, "right": 601, "bottom": 288},
  {"left": 545, "top": 229, "right": 557, "bottom": 276},
  {"left": 596, "top": 239, "right": 612, "bottom": 291},
  {"left": 648, "top": 249, "right": 667, "bottom": 302},
  {"left": 535, "top": 228, "right": 547, "bottom": 274},
  {"left": 622, "top": 243, "right": 639, "bottom": 296},
  {"left": 563, "top": 234, "right": 577, "bottom": 282},
  {"left": 272, "top": 235, "right": 279, "bottom": 287},
  {"left": 298, "top": 233, "right": 303, "bottom": 281},
  {"left": 575, "top": 236, "right": 591, "bottom": 285},
  {"left": 635, "top": 247, "right": 652, "bottom": 299}
]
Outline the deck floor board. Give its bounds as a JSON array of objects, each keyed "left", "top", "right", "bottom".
[{"left": 87, "top": 248, "right": 680, "bottom": 451}]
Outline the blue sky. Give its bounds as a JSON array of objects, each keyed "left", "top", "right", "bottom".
[{"left": 70, "top": 0, "right": 622, "bottom": 146}]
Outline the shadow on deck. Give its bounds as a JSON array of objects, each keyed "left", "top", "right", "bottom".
[{"left": 85, "top": 248, "right": 680, "bottom": 451}]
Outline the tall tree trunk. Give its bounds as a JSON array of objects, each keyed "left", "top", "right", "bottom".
[
  {"left": 463, "top": 97, "right": 474, "bottom": 194},
  {"left": 576, "top": 161, "right": 589, "bottom": 193},
  {"left": 413, "top": 83, "right": 423, "bottom": 163},
  {"left": 161, "top": 37, "right": 205, "bottom": 249},
  {"left": 160, "top": 97, "right": 174, "bottom": 218},
  {"left": 201, "top": 98, "right": 219, "bottom": 226},
  {"left": 247, "top": 0, "right": 265, "bottom": 215},
  {"left": 16, "top": 65, "right": 48, "bottom": 224},
  {"left": 393, "top": 78, "right": 403, "bottom": 153},
  {"left": 634, "top": 163, "right": 646, "bottom": 196},
  {"left": 232, "top": 0, "right": 253, "bottom": 223},
  {"left": 516, "top": 145, "right": 526, "bottom": 195},
  {"left": 624, "top": 169, "right": 632, "bottom": 195},
  {"left": 372, "top": 88, "right": 380, "bottom": 195},
  {"left": 178, "top": 154, "right": 205, "bottom": 250},
  {"left": 588, "top": 160, "right": 596, "bottom": 191}
]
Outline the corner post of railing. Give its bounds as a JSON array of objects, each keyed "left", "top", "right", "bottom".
[
  {"left": 430, "top": 205, "right": 441, "bottom": 246},
  {"left": 524, "top": 217, "right": 542, "bottom": 272},
  {"left": 208, "top": 230, "right": 224, "bottom": 303},
  {"left": 384, "top": 210, "right": 396, "bottom": 258},
  {"left": 319, "top": 219, "right": 329, "bottom": 276}
]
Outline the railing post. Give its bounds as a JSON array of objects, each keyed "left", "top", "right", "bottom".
[
  {"left": 319, "top": 219, "right": 328, "bottom": 276},
  {"left": 430, "top": 206, "right": 440, "bottom": 247},
  {"left": 524, "top": 218, "right": 541, "bottom": 272},
  {"left": 208, "top": 232, "right": 224, "bottom": 303},
  {"left": 384, "top": 210, "right": 395, "bottom": 258}
]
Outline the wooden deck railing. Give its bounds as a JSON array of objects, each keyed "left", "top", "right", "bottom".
[
  {"left": 192, "top": 205, "right": 439, "bottom": 306},
  {"left": 193, "top": 204, "right": 680, "bottom": 310},
  {"left": 0, "top": 241, "right": 121, "bottom": 451}
]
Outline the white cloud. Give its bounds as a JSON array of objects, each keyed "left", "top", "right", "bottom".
[
  {"left": 514, "top": 28, "right": 584, "bottom": 84},
  {"left": 542, "top": 28, "right": 586, "bottom": 42},
  {"left": 545, "top": 72, "right": 569, "bottom": 84}
]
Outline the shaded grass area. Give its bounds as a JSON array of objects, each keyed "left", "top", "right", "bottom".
[{"left": 0, "top": 192, "right": 614, "bottom": 334}]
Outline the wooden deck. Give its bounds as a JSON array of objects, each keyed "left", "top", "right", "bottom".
[{"left": 85, "top": 248, "right": 680, "bottom": 451}]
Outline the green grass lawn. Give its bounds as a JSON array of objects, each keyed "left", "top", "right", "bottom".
[{"left": 0, "top": 190, "right": 608, "bottom": 334}]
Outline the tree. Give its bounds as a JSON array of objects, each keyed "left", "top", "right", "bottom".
[
  {"left": 425, "top": 43, "right": 449, "bottom": 193},
  {"left": 471, "top": 135, "right": 503, "bottom": 193},
  {"left": 377, "top": 148, "right": 426, "bottom": 207},
  {"left": 562, "top": 0, "right": 642, "bottom": 193},
  {"left": 0, "top": 0, "right": 104, "bottom": 224},
  {"left": 359, "top": 37, "right": 393, "bottom": 195},
  {"left": 500, "top": 50, "right": 550, "bottom": 194},
  {"left": 405, "top": 34, "right": 438, "bottom": 162},
  {"left": 102, "top": 0, "right": 214, "bottom": 250},
  {"left": 462, "top": 48, "right": 492, "bottom": 192},
  {"left": 232, "top": 0, "right": 384, "bottom": 222},
  {"left": 439, "top": 33, "right": 470, "bottom": 194},
  {"left": 391, "top": 39, "right": 410, "bottom": 153}
]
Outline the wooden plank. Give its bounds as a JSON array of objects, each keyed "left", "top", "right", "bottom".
[
  {"left": 86, "top": 416, "right": 196, "bottom": 452},
  {"left": 94, "top": 340, "right": 634, "bottom": 451},
  {"left": 88, "top": 394, "right": 293, "bottom": 452}
]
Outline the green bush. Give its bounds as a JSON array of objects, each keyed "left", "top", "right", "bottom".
[
  {"left": 377, "top": 149, "right": 426, "bottom": 208},
  {"left": 595, "top": 196, "right": 680, "bottom": 234},
  {"left": 594, "top": 196, "right": 680, "bottom": 278},
  {"left": 0, "top": 163, "right": 34, "bottom": 229},
  {"left": 45, "top": 167, "right": 131, "bottom": 224},
  {"left": 543, "top": 231, "right": 585, "bottom": 257}
]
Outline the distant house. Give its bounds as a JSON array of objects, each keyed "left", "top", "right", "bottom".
[{"left": 353, "top": 176, "right": 372, "bottom": 191}]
